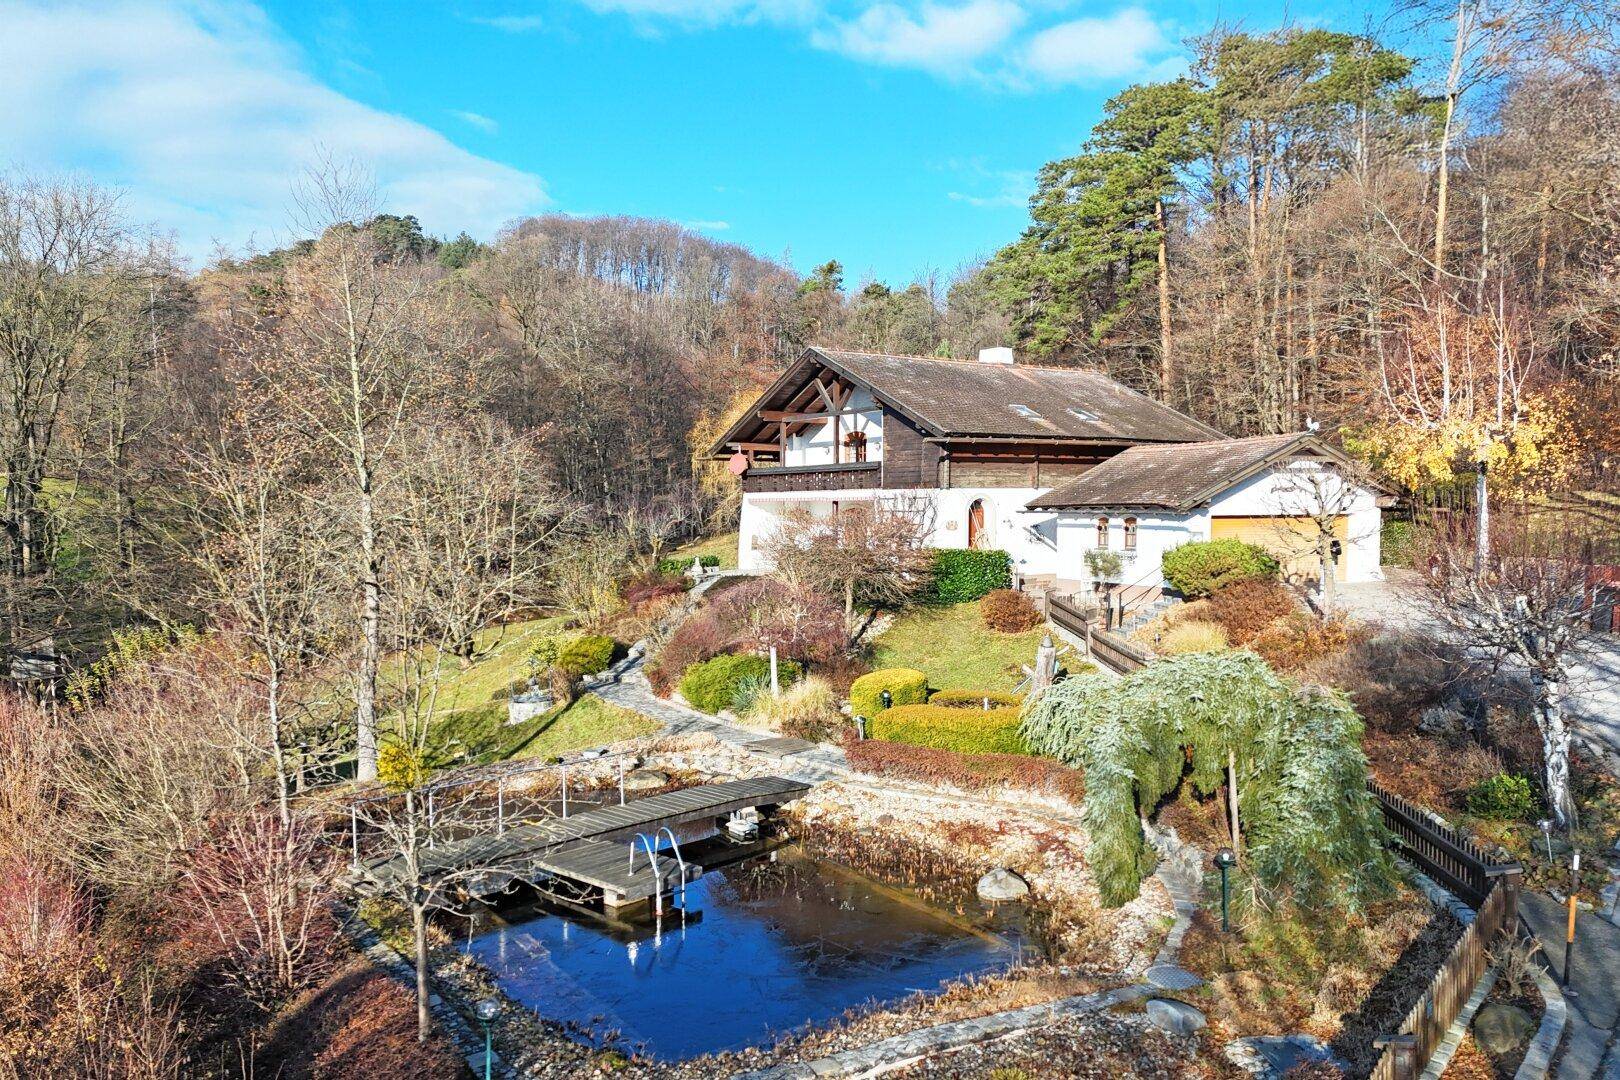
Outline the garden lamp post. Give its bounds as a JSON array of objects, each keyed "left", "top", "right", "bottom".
[
  {"left": 1538, "top": 818, "right": 1554, "bottom": 864},
  {"left": 1214, "top": 847, "right": 1237, "bottom": 933},
  {"left": 474, "top": 997, "right": 500, "bottom": 1079},
  {"left": 880, "top": 689, "right": 893, "bottom": 710}
]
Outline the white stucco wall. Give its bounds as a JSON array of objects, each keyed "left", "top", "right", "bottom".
[
  {"left": 782, "top": 387, "right": 883, "bottom": 466},
  {"left": 738, "top": 486, "right": 1065, "bottom": 577},
  {"left": 1031, "top": 459, "right": 1383, "bottom": 591}
]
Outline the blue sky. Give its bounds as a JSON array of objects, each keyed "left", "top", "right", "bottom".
[{"left": 3, "top": 0, "right": 1378, "bottom": 283}]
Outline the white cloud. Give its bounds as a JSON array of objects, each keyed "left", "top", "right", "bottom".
[
  {"left": 813, "top": 0, "right": 1025, "bottom": 74},
  {"left": 580, "top": 0, "right": 816, "bottom": 25},
  {"left": 467, "top": 14, "right": 547, "bottom": 32},
  {"left": 0, "top": 0, "right": 546, "bottom": 262},
  {"left": 682, "top": 219, "right": 731, "bottom": 231},
  {"left": 1021, "top": 7, "right": 1175, "bottom": 84},
  {"left": 452, "top": 110, "right": 500, "bottom": 133}
]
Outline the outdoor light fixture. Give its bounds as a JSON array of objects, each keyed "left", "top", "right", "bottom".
[
  {"left": 1214, "top": 847, "right": 1237, "bottom": 933},
  {"left": 880, "top": 689, "right": 893, "bottom": 709},
  {"left": 1538, "top": 819, "right": 1554, "bottom": 863},
  {"left": 474, "top": 997, "right": 500, "bottom": 1080}
]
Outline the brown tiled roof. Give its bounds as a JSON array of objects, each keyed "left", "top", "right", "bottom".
[
  {"left": 813, "top": 349, "right": 1223, "bottom": 442},
  {"left": 710, "top": 347, "right": 1225, "bottom": 455},
  {"left": 1026, "top": 433, "right": 1319, "bottom": 512}
]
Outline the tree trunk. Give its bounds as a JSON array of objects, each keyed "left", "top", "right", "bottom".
[
  {"left": 412, "top": 899, "right": 432, "bottom": 1042},
  {"left": 355, "top": 465, "right": 380, "bottom": 783},
  {"left": 268, "top": 659, "right": 291, "bottom": 829},
  {"left": 1434, "top": 0, "right": 1469, "bottom": 281},
  {"left": 1156, "top": 199, "right": 1174, "bottom": 401},
  {"left": 1537, "top": 672, "right": 1575, "bottom": 828},
  {"left": 1475, "top": 462, "right": 1489, "bottom": 573}
]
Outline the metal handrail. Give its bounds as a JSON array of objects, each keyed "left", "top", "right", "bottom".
[
  {"left": 656, "top": 827, "right": 690, "bottom": 913},
  {"left": 629, "top": 832, "right": 667, "bottom": 918},
  {"left": 1105, "top": 559, "right": 1167, "bottom": 629}
]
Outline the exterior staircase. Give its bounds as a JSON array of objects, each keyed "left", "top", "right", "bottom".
[{"left": 1117, "top": 595, "right": 1177, "bottom": 634}]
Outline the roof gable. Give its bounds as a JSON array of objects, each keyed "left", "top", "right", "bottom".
[{"left": 711, "top": 346, "right": 1224, "bottom": 456}]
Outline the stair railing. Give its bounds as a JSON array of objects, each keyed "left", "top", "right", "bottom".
[{"left": 1106, "top": 559, "right": 1167, "bottom": 631}]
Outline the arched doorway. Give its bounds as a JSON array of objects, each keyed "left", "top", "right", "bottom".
[{"left": 967, "top": 499, "right": 987, "bottom": 549}]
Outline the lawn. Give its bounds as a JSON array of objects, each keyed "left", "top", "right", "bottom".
[
  {"left": 386, "top": 617, "right": 658, "bottom": 765},
  {"left": 668, "top": 531, "right": 738, "bottom": 570},
  {"left": 871, "top": 601, "right": 1084, "bottom": 693}
]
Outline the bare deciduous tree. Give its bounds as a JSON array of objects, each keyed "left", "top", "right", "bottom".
[{"left": 761, "top": 497, "right": 935, "bottom": 634}]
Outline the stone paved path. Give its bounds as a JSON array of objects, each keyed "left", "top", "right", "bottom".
[{"left": 1521, "top": 891, "right": 1620, "bottom": 1078}]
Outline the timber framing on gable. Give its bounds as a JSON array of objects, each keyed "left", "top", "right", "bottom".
[{"left": 711, "top": 351, "right": 908, "bottom": 466}]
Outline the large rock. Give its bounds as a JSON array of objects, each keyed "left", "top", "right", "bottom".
[
  {"left": 976, "top": 868, "right": 1030, "bottom": 902},
  {"left": 1146, "top": 997, "right": 1207, "bottom": 1036},
  {"left": 623, "top": 768, "right": 670, "bottom": 792},
  {"left": 1418, "top": 705, "right": 1468, "bottom": 736},
  {"left": 1474, "top": 1003, "right": 1535, "bottom": 1054}
]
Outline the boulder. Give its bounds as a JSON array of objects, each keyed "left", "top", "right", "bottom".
[
  {"left": 623, "top": 768, "right": 670, "bottom": 792},
  {"left": 1146, "top": 997, "right": 1207, "bottom": 1036},
  {"left": 1418, "top": 705, "right": 1468, "bottom": 737},
  {"left": 1474, "top": 1003, "right": 1535, "bottom": 1055},
  {"left": 976, "top": 868, "right": 1030, "bottom": 902}
]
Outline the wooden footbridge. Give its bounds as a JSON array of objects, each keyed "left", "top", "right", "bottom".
[{"left": 355, "top": 776, "right": 811, "bottom": 910}]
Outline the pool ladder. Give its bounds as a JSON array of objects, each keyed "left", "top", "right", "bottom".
[{"left": 629, "top": 829, "right": 689, "bottom": 925}]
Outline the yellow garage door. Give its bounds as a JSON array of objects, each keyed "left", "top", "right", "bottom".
[{"left": 1210, "top": 516, "right": 1348, "bottom": 583}]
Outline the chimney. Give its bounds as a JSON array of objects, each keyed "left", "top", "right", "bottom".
[{"left": 977, "top": 346, "right": 1015, "bottom": 365}]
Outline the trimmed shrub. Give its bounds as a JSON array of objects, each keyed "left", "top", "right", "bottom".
[
  {"left": 980, "top": 588, "right": 1041, "bottom": 633},
  {"left": 869, "top": 703, "right": 1028, "bottom": 755},
  {"left": 929, "top": 688, "right": 1026, "bottom": 709},
  {"left": 1205, "top": 580, "right": 1296, "bottom": 644},
  {"left": 1161, "top": 539, "right": 1279, "bottom": 598},
  {"left": 849, "top": 667, "right": 928, "bottom": 718},
  {"left": 531, "top": 632, "right": 618, "bottom": 677},
  {"left": 1157, "top": 621, "right": 1229, "bottom": 655},
  {"left": 1466, "top": 773, "right": 1535, "bottom": 820},
  {"left": 932, "top": 549, "right": 1012, "bottom": 603},
  {"left": 656, "top": 553, "right": 720, "bottom": 576},
  {"left": 679, "top": 653, "right": 802, "bottom": 714},
  {"left": 843, "top": 738, "right": 1084, "bottom": 804}
]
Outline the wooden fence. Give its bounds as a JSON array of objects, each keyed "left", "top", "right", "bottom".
[
  {"left": 1367, "top": 783, "right": 1523, "bottom": 1080},
  {"left": 1046, "top": 594, "right": 1152, "bottom": 673}
]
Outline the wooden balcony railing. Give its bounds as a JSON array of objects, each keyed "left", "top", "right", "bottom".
[{"left": 741, "top": 461, "right": 881, "bottom": 493}]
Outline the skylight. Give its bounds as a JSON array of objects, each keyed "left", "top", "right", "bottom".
[
  {"left": 1009, "top": 404, "right": 1042, "bottom": 420},
  {"left": 1067, "top": 407, "right": 1099, "bottom": 422}
]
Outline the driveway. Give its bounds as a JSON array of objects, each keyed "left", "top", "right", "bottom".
[{"left": 1335, "top": 571, "right": 1620, "bottom": 770}]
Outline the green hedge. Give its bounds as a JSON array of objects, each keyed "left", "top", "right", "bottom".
[
  {"left": 928, "top": 689, "right": 1025, "bottom": 709},
  {"left": 932, "top": 549, "right": 1011, "bottom": 603},
  {"left": 849, "top": 668, "right": 928, "bottom": 718},
  {"left": 1381, "top": 520, "right": 1418, "bottom": 567},
  {"left": 870, "top": 704, "right": 1029, "bottom": 755},
  {"left": 531, "top": 632, "right": 619, "bottom": 676},
  {"left": 679, "top": 653, "right": 801, "bottom": 714},
  {"left": 656, "top": 554, "right": 721, "bottom": 576},
  {"left": 1162, "top": 539, "right": 1279, "bottom": 598}
]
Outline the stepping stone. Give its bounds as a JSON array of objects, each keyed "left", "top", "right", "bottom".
[
  {"left": 977, "top": 868, "right": 1030, "bottom": 902},
  {"left": 1146, "top": 997, "right": 1207, "bottom": 1035},
  {"left": 1234, "top": 1035, "right": 1345, "bottom": 1077},
  {"left": 746, "top": 736, "right": 818, "bottom": 756},
  {"left": 1145, "top": 964, "right": 1204, "bottom": 991}
]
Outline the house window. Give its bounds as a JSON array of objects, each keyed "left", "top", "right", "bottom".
[
  {"left": 1096, "top": 516, "right": 1110, "bottom": 549},
  {"left": 1123, "top": 517, "right": 1137, "bottom": 551},
  {"left": 844, "top": 431, "right": 868, "bottom": 463}
]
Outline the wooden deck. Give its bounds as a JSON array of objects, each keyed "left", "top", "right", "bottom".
[{"left": 358, "top": 776, "right": 811, "bottom": 895}]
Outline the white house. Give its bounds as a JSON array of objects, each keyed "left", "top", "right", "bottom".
[{"left": 715, "top": 347, "right": 1384, "bottom": 598}]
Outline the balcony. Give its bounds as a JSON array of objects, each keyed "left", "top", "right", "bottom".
[{"left": 740, "top": 461, "right": 882, "bottom": 494}]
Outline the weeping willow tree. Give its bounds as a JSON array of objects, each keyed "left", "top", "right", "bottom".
[{"left": 1022, "top": 651, "right": 1393, "bottom": 910}]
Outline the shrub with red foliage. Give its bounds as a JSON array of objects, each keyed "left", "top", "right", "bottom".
[
  {"left": 842, "top": 735, "right": 1085, "bottom": 804},
  {"left": 620, "top": 571, "right": 686, "bottom": 609},
  {"left": 980, "top": 588, "right": 1041, "bottom": 633},
  {"left": 1250, "top": 613, "right": 1359, "bottom": 672},
  {"left": 647, "top": 578, "right": 848, "bottom": 693},
  {"left": 253, "top": 955, "right": 463, "bottom": 1080},
  {"left": 1204, "top": 580, "right": 1296, "bottom": 644},
  {"left": 646, "top": 612, "right": 735, "bottom": 693}
]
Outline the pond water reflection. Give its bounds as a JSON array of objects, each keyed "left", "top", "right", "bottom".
[{"left": 465, "top": 847, "right": 1022, "bottom": 1060}]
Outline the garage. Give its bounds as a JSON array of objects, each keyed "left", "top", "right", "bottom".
[{"left": 1210, "top": 515, "right": 1348, "bottom": 583}]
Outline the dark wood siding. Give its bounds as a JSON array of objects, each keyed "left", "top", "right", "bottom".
[
  {"left": 939, "top": 447, "right": 1111, "bottom": 489},
  {"left": 741, "top": 463, "right": 881, "bottom": 493},
  {"left": 879, "top": 409, "right": 940, "bottom": 489}
]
